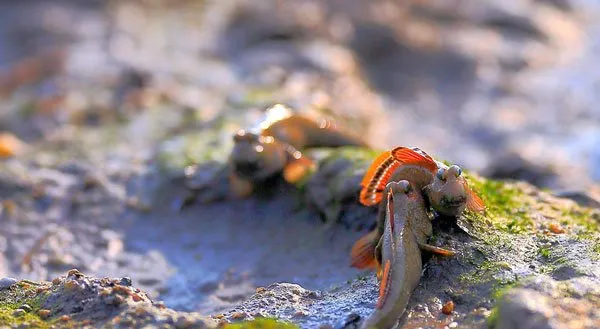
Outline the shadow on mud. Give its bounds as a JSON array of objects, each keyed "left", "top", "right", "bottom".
[{"left": 117, "top": 184, "right": 366, "bottom": 314}]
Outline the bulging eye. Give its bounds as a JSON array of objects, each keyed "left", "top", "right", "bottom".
[
  {"left": 399, "top": 180, "right": 411, "bottom": 193},
  {"left": 436, "top": 168, "right": 446, "bottom": 181},
  {"left": 448, "top": 165, "right": 462, "bottom": 177}
]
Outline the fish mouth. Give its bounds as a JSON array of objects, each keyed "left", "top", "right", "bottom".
[
  {"left": 233, "top": 161, "right": 263, "bottom": 180},
  {"left": 438, "top": 196, "right": 467, "bottom": 215},
  {"left": 443, "top": 199, "right": 466, "bottom": 207}
]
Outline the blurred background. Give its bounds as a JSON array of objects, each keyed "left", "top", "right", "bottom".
[
  {"left": 1, "top": 0, "right": 600, "bottom": 316},
  {"left": 2, "top": 0, "right": 600, "bottom": 196}
]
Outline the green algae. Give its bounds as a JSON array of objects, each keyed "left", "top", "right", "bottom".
[
  {"left": 0, "top": 281, "right": 52, "bottom": 328},
  {"left": 464, "top": 173, "right": 599, "bottom": 238},
  {"left": 157, "top": 129, "right": 235, "bottom": 173},
  {"left": 224, "top": 318, "right": 300, "bottom": 329},
  {"left": 308, "top": 146, "right": 380, "bottom": 170},
  {"left": 463, "top": 175, "right": 532, "bottom": 235}
]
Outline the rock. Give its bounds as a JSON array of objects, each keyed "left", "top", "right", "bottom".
[
  {"left": 492, "top": 276, "right": 600, "bottom": 329},
  {"left": 120, "top": 277, "right": 133, "bottom": 287},
  {"left": 494, "top": 289, "right": 554, "bottom": 329},
  {"left": 553, "top": 190, "right": 600, "bottom": 209},
  {"left": 0, "top": 277, "right": 18, "bottom": 290},
  {"left": 0, "top": 271, "right": 218, "bottom": 329}
]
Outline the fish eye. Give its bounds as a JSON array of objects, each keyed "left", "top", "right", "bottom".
[
  {"left": 399, "top": 181, "right": 411, "bottom": 193},
  {"left": 448, "top": 165, "right": 462, "bottom": 177},
  {"left": 436, "top": 168, "right": 446, "bottom": 181}
]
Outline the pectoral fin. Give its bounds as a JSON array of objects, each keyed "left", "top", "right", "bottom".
[
  {"left": 419, "top": 243, "right": 456, "bottom": 257},
  {"left": 350, "top": 230, "right": 379, "bottom": 269},
  {"left": 283, "top": 155, "right": 316, "bottom": 184},
  {"left": 466, "top": 186, "right": 485, "bottom": 213},
  {"left": 229, "top": 173, "right": 254, "bottom": 198}
]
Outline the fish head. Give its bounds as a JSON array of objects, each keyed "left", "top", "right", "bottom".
[
  {"left": 384, "top": 180, "right": 426, "bottom": 244},
  {"left": 230, "top": 130, "right": 287, "bottom": 181},
  {"left": 426, "top": 164, "right": 469, "bottom": 216}
]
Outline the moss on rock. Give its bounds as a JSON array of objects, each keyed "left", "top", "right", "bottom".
[{"left": 223, "top": 318, "right": 300, "bottom": 329}]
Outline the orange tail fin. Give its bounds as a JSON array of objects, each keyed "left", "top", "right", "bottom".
[
  {"left": 359, "top": 147, "right": 438, "bottom": 206},
  {"left": 350, "top": 230, "right": 379, "bottom": 269},
  {"left": 376, "top": 260, "right": 392, "bottom": 309},
  {"left": 465, "top": 186, "right": 485, "bottom": 213}
]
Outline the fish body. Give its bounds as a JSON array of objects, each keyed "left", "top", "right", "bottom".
[
  {"left": 229, "top": 104, "right": 368, "bottom": 197},
  {"left": 351, "top": 147, "right": 483, "bottom": 270},
  {"left": 263, "top": 114, "right": 369, "bottom": 150},
  {"left": 360, "top": 181, "right": 428, "bottom": 329}
]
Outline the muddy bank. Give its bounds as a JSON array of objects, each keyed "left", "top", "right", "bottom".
[
  {"left": 0, "top": 0, "right": 599, "bottom": 328},
  {"left": 1, "top": 144, "right": 599, "bottom": 328}
]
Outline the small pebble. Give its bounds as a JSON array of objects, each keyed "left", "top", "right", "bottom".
[
  {"left": 63, "top": 280, "right": 80, "bottom": 291},
  {"left": 120, "top": 277, "right": 133, "bottom": 286},
  {"left": 549, "top": 223, "right": 565, "bottom": 234},
  {"left": 230, "top": 312, "right": 246, "bottom": 320},
  {"left": 0, "top": 277, "right": 18, "bottom": 290},
  {"left": 52, "top": 278, "right": 62, "bottom": 285},
  {"left": 449, "top": 322, "right": 458, "bottom": 328},
  {"left": 60, "top": 315, "right": 71, "bottom": 322},
  {"left": 38, "top": 309, "right": 51, "bottom": 319},
  {"left": 255, "top": 287, "right": 266, "bottom": 293},
  {"left": 442, "top": 301, "right": 455, "bottom": 315},
  {"left": 132, "top": 293, "right": 143, "bottom": 302},
  {"left": 113, "top": 285, "right": 131, "bottom": 295},
  {"left": 67, "top": 269, "right": 82, "bottom": 277}
]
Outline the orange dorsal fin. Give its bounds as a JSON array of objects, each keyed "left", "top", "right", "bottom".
[
  {"left": 359, "top": 151, "right": 401, "bottom": 206},
  {"left": 466, "top": 186, "right": 485, "bottom": 213},
  {"left": 391, "top": 147, "right": 438, "bottom": 173},
  {"left": 350, "top": 230, "right": 379, "bottom": 269},
  {"left": 359, "top": 147, "right": 438, "bottom": 206},
  {"left": 376, "top": 260, "right": 392, "bottom": 309}
]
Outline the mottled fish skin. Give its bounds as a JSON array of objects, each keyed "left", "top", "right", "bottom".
[
  {"left": 229, "top": 104, "right": 368, "bottom": 193},
  {"left": 352, "top": 147, "right": 482, "bottom": 271},
  {"left": 361, "top": 181, "right": 429, "bottom": 329},
  {"left": 263, "top": 115, "right": 369, "bottom": 150}
]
